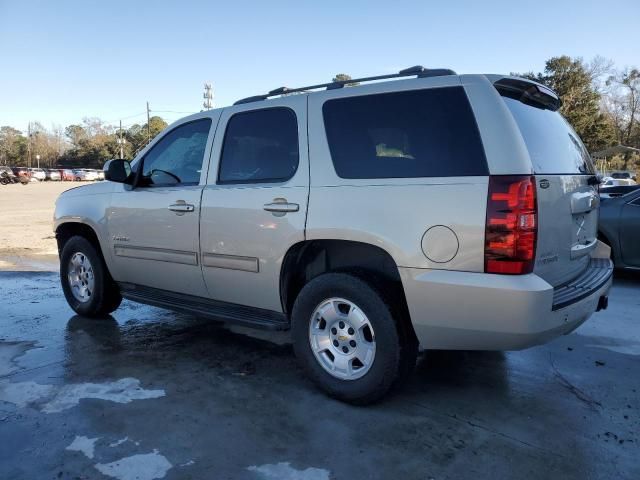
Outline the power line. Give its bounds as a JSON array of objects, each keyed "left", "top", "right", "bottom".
[{"left": 151, "top": 110, "right": 198, "bottom": 114}]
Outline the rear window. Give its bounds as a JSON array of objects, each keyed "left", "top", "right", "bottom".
[
  {"left": 502, "top": 97, "right": 595, "bottom": 175},
  {"left": 322, "top": 87, "right": 488, "bottom": 179}
]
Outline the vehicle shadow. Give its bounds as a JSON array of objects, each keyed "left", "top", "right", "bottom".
[
  {"left": 63, "top": 311, "right": 295, "bottom": 380},
  {"left": 404, "top": 350, "right": 510, "bottom": 397},
  {"left": 63, "top": 310, "right": 513, "bottom": 402}
]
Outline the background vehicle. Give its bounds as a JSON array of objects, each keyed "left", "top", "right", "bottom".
[
  {"left": 611, "top": 171, "right": 633, "bottom": 180},
  {"left": 28, "top": 167, "right": 47, "bottom": 181},
  {"left": 599, "top": 184, "right": 640, "bottom": 199},
  {"left": 12, "top": 167, "right": 31, "bottom": 181},
  {"left": 0, "top": 166, "right": 19, "bottom": 184},
  {"left": 54, "top": 68, "right": 612, "bottom": 403},
  {"left": 61, "top": 169, "right": 75, "bottom": 181},
  {"left": 45, "top": 169, "right": 61, "bottom": 181},
  {"left": 602, "top": 177, "right": 636, "bottom": 187},
  {"left": 599, "top": 188, "right": 640, "bottom": 269},
  {"left": 72, "top": 169, "right": 99, "bottom": 181}
]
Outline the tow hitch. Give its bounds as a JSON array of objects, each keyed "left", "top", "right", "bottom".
[{"left": 596, "top": 295, "right": 609, "bottom": 312}]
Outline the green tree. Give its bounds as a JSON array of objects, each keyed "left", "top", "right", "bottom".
[
  {"left": 332, "top": 73, "right": 359, "bottom": 86},
  {"left": 126, "top": 116, "right": 168, "bottom": 156},
  {"left": 516, "top": 56, "right": 615, "bottom": 152},
  {"left": 0, "top": 126, "right": 27, "bottom": 166}
]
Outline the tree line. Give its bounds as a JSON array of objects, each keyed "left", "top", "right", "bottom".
[
  {"left": 1, "top": 55, "right": 639, "bottom": 173},
  {"left": 0, "top": 116, "right": 168, "bottom": 169},
  {"left": 515, "top": 56, "right": 639, "bottom": 172}
]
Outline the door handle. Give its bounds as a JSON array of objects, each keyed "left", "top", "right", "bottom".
[
  {"left": 169, "top": 203, "right": 195, "bottom": 213},
  {"left": 263, "top": 199, "right": 299, "bottom": 214}
]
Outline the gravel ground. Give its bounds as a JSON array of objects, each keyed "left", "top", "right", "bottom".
[{"left": 0, "top": 181, "right": 78, "bottom": 270}]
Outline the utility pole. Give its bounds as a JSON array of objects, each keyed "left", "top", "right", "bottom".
[
  {"left": 117, "top": 119, "right": 126, "bottom": 158},
  {"left": 146, "top": 101, "right": 151, "bottom": 144},
  {"left": 27, "top": 122, "right": 32, "bottom": 168},
  {"left": 203, "top": 83, "right": 214, "bottom": 110}
]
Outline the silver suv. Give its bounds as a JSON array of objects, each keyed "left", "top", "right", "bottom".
[{"left": 54, "top": 67, "right": 613, "bottom": 403}]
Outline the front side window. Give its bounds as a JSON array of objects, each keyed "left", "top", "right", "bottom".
[
  {"left": 218, "top": 108, "right": 299, "bottom": 184},
  {"left": 322, "top": 87, "right": 488, "bottom": 179},
  {"left": 140, "top": 119, "right": 211, "bottom": 187}
]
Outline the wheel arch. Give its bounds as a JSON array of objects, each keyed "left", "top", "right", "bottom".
[
  {"left": 280, "top": 239, "right": 417, "bottom": 343},
  {"left": 55, "top": 221, "right": 112, "bottom": 276}
]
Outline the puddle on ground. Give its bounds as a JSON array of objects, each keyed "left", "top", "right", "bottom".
[{"left": 0, "top": 341, "right": 39, "bottom": 377}]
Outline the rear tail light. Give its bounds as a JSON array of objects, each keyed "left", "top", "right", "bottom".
[{"left": 485, "top": 175, "right": 537, "bottom": 274}]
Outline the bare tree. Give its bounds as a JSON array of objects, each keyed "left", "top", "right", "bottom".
[{"left": 604, "top": 68, "right": 640, "bottom": 145}]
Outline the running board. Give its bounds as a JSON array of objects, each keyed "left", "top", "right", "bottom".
[{"left": 118, "top": 283, "right": 290, "bottom": 331}]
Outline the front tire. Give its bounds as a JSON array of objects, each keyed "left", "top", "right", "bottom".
[
  {"left": 291, "top": 273, "right": 416, "bottom": 404},
  {"left": 60, "top": 236, "right": 122, "bottom": 317}
]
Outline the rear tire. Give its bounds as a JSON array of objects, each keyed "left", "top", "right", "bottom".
[
  {"left": 291, "top": 273, "right": 416, "bottom": 404},
  {"left": 60, "top": 236, "right": 122, "bottom": 317}
]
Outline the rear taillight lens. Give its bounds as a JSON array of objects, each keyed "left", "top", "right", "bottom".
[{"left": 485, "top": 175, "right": 537, "bottom": 274}]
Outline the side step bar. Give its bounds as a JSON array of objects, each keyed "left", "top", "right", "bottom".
[{"left": 118, "top": 283, "right": 290, "bottom": 331}]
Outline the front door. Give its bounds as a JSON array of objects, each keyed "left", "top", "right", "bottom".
[
  {"left": 200, "top": 96, "right": 308, "bottom": 311},
  {"left": 107, "top": 117, "right": 216, "bottom": 296}
]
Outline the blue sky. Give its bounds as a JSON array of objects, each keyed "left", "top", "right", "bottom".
[{"left": 1, "top": 0, "right": 638, "bottom": 132}]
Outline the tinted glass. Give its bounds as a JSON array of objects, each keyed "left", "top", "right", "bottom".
[
  {"left": 502, "top": 97, "right": 595, "bottom": 175},
  {"left": 141, "top": 119, "right": 211, "bottom": 186},
  {"left": 218, "top": 108, "right": 299, "bottom": 184},
  {"left": 322, "top": 87, "right": 487, "bottom": 179}
]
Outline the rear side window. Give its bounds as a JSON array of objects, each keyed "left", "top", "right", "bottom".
[
  {"left": 322, "top": 87, "right": 488, "bottom": 179},
  {"left": 502, "top": 97, "right": 595, "bottom": 175},
  {"left": 218, "top": 108, "right": 299, "bottom": 184}
]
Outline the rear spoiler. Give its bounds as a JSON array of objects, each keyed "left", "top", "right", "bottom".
[{"left": 493, "top": 77, "right": 562, "bottom": 111}]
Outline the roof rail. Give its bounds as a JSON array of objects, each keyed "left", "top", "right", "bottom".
[{"left": 233, "top": 65, "right": 457, "bottom": 105}]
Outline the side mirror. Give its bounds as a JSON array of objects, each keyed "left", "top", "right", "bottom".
[{"left": 104, "top": 159, "right": 132, "bottom": 183}]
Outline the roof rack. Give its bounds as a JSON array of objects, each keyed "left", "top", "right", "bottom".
[{"left": 233, "top": 65, "right": 457, "bottom": 105}]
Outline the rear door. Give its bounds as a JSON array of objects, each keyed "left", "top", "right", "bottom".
[
  {"left": 500, "top": 92, "right": 599, "bottom": 286},
  {"left": 200, "top": 96, "right": 308, "bottom": 312}
]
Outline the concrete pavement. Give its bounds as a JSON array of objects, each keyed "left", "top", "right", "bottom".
[{"left": 0, "top": 270, "right": 638, "bottom": 479}]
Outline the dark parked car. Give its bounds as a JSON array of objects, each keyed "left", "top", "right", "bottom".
[
  {"left": 599, "top": 187, "right": 640, "bottom": 269},
  {"left": 12, "top": 167, "right": 31, "bottom": 180}
]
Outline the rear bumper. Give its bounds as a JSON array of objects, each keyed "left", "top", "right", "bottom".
[{"left": 399, "top": 258, "right": 613, "bottom": 350}]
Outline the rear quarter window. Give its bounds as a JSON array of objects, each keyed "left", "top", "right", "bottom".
[
  {"left": 502, "top": 96, "right": 595, "bottom": 175},
  {"left": 322, "top": 87, "right": 488, "bottom": 179}
]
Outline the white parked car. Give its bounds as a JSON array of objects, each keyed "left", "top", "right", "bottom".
[
  {"left": 72, "top": 169, "right": 99, "bottom": 181},
  {"left": 602, "top": 178, "right": 636, "bottom": 187},
  {"left": 29, "top": 168, "right": 47, "bottom": 181},
  {"left": 54, "top": 67, "right": 613, "bottom": 403}
]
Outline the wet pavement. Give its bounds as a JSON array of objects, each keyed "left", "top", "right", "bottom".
[{"left": 0, "top": 270, "right": 638, "bottom": 480}]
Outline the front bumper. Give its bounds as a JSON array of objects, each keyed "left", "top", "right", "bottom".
[{"left": 399, "top": 257, "right": 613, "bottom": 351}]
